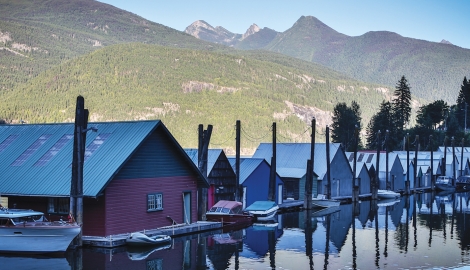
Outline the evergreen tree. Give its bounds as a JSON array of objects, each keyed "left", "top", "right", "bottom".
[
  {"left": 457, "top": 77, "right": 470, "bottom": 131},
  {"left": 331, "top": 101, "right": 362, "bottom": 151},
  {"left": 416, "top": 100, "right": 449, "bottom": 130},
  {"left": 392, "top": 76, "right": 412, "bottom": 130},
  {"left": 366, "top": 101, "right": 395, "bottom": 149}
]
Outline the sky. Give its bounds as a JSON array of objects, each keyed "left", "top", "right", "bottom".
[{"left": 97, "top": 0, "right": 470, "bottom": 49}]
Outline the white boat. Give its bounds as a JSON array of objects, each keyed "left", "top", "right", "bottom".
[
  {"left": 0, "top": 207, "right": 81, "bottom": 253},
  {"left": 435, "top": 176, "right": 456, "bottom": 192},
  {"left": 245, "top": 201, "right": 279, "bottom": 221},
  {"left": 126, "top": 232, "right": 171, "bottom": 246},
  {"left": 377, "top": 189, "right": 400, "bottom": 199},
  {"left": 311, "top": 194, "right": 341, "bottom": 208}
]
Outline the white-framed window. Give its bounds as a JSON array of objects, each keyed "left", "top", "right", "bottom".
[{"left": 147, "top": 193, "right": 163, "bottom": 211}]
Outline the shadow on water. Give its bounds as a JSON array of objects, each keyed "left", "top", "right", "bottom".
[{"left": 4, "top": 191, "right": 470, "bottom": 269}]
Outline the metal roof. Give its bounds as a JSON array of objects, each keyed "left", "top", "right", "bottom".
[
  {"left": 252, "top": 142, "right": 342, "bottom": 179},
  {"left": 228, "top": 158, "right": 264, "bottom": 184},
  {"left": 0, "top": 120, "right": 206, "bottom": 197},
  {"left": 184, "top": 148, "right": 224, "bottom": 174}
]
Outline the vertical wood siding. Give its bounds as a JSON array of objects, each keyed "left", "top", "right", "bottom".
[
  {"left": 83, "top": 197, "right": 106, "bottom": 236},
  {"left": 114, "top": 129, "right": 193, "bottom": 179},
  {"left": 103, "top": 176, "right": 197, "bottom": 236}
]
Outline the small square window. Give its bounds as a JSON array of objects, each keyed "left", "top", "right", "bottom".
[
  {"left": 147, "top": 193, "right": 163, "bottom": 211},
  {"left": 48, "top": 198, "right": 69, "bottom": 214}
]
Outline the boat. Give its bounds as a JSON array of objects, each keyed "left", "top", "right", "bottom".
[
  {"left": 456, "top": 175, "right": 470, "bottom": 190},
  {"left": 435, "top": 176, "right": 456, "bottom": 192},
  {"left": 126, "top": 232, "right": 171, "bottom": 246},
  {"left": 377, "top": 189, "right": 401, "bottom": 199},
  {"left": 206, "top": 200, "right": 254, "bottom": 226},
  {"left": 311, "top": 194, "right": 340, "bottom": 208},
  {"left": 0, "top": 207, "right": 81, "bottom": 253},
  {"left": 244, "top": 201, "right": 279, "bottom": 221}
]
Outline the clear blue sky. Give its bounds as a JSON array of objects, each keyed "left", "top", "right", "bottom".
[{"left": 98, "top": 0, "right": 470, "bottom": 49}]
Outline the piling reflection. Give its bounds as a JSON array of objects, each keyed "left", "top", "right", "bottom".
[{"left": 4, "top": 192, "right": 470, "bottom": 269}]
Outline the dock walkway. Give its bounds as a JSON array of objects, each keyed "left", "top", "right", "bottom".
[{"left": 83, "top": 221, "right": 221, "bottom": 248}]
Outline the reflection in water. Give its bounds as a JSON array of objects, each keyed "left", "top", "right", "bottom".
[{"left": 5, "top": 192, "right": 470, "bottom": 269}]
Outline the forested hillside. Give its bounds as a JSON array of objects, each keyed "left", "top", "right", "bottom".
[
  {"left": 0, "top": 44, "right": 395, "bottom": 154},
  {"left": 0, "top": 0, "right": 227, "bottom": 92}
]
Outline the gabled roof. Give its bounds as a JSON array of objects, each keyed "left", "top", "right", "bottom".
[
  {"left": 228, "top": 158, "right": 281, "bottom": 184},
  {"left": 252, "top": 142, "right": 344, "bottom": 179},
  {"left": 0, "top": 120, "right": 207, "bottom": 197},
  {"left": 184, "top": 148, "right": 224, "bottom": 174}
]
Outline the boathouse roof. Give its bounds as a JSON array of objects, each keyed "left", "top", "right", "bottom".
[
  {"left": 0, "top": 120, "right": 207, "bottom": 197},
  {"left": 252, "top": 142, "right": 343, "bottom": 179}
]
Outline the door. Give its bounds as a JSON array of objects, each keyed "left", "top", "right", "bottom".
[{"left": 183, "top": 192, "right": 191, "bottom": 224}]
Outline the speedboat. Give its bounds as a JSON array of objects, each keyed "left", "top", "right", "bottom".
[
  {"left": 245, "top": 201, "right": 279, "bottom": 221},
  {"left": 377, "top": 189, "right": 400, "bottom": 199},
  {"left": 206, "top": 200, "right": 254, "bottom": 226},
  {"left": 311, "top": 194, "right": 340, "bottom": 208},
  {"left": 0, "top": 207, "right": 81, "bottom": 253},
  {"left": 126, "top": 232, "right": 171, "bottom": 246},
  {"left": 435, "top": 176, "right": 456, "bottom": 192}
]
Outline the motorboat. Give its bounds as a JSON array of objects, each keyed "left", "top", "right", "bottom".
[
  {"left": 435, "top": 176, "right": 456, "bottom": 192},
  {"left": 456, "top": 175, "right": 470, "bottom": 190},
  {"left": 377, "top": 189, "right": 401, "bottom": 199},
  {"left": 126, "top": 232, "right": 171, "bottom": 246},
  {"left": 206, "top": 200, "right": 254, "bottom": 226},
  {"left": 311, "top": 194, "right": 340, "bottom": 208},
  {"left": 245, "top": 201, "right": 279, "bottom": 221},
  {"left": 0, "top": 207, "right": 81, "bottom": 253}
]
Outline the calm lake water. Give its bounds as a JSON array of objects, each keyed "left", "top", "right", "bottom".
[{"left": 3, "top": 191, "right": 470, "bottom": 270}]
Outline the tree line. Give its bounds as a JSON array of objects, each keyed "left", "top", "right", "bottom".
[{"left": 331, "top": 75, "right": 470, "bottom": 151}]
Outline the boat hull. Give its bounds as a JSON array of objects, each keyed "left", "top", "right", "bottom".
[
  {"left": 435, "top": 184, "right": 456, "bottom": 192},
  {"left": 206, "top": 213, "right": 254, "bottom": 225},
  {"left": 0, "top": 224, "right": 81, "bottom": 253}
]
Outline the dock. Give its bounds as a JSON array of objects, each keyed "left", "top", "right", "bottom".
[{"left": 83, "top": 221, "right": 222, "bottom": 248}]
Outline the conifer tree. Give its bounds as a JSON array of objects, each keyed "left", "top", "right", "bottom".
[
  {"left": 331, "top": 101, "right": 362, "bottom": 151},
  {"left": 392, "top": 76, "right": 412, "bottom": 130}
]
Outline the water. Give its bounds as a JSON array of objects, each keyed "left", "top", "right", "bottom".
[{"left": 3, "top": 191, "right": 470, "bottom": 270}]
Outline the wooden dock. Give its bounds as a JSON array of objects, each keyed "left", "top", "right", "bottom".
[{"left": 83, "top": 221, "right": 222, "bottom": 248}]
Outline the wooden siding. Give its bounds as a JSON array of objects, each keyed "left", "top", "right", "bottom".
[
  {"left": 103, "top": 176, "right": 197, "bottom": 236},
  {"left": 243, "top": 162, "right": 283, "bottom": 206},
  {"left": 208, "top": 156, "right": 236, "bottom": 203},
  {"left": 83, "top": 197, "right": 106, "bottom": 236},
  {"left": 319, "top": 153, "right": 353, "bottom": 197},
  {"left": 114, "top": 129, "right": 194, "bottom": 180}
]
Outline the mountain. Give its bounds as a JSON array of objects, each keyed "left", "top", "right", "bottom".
[
  {"left": 0, "top": 0, "right": 228, "bottom": 92},
  {"left": 0, "top": 43, "right": 395, "bottom": 154},
  {"left": 185, "top": 20, "right": 279, "bottom": 49},
  {"left": 184, "top": 20, "right": 242, "bottom": 47},
  {"left": 188, "top": 16, "right": 470, "bottom": 104}
]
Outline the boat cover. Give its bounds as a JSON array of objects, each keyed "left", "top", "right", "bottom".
[{"left": 245, "top": 201, "right": 277, "bottom": 211}]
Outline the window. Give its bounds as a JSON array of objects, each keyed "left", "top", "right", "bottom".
[
  {"left": 0, "top": 135, "right": 18, "bottom": 153},
  {"left": 48, "top": 198, "right": 69, "bottom": 214},
  {"left": 11, "top": 134, "right": 52, "bottom": 166},
  {"left": 147, "top": 193, "right": 163, "bottom": 211},
  {"left": 34, "top": 134, "right": 73, "bottom": 166},
  {"left": 83, "top": 133, "right": 111, "bottom": 162}
]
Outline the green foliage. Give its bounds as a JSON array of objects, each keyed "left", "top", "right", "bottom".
[
  {"left": 331, "top": 101, "right": 362, "bottom": 151},
  {"left": 416, "top": 100, "right": 449, "bottom": 130},
  {"left": 0, "top": 43, "right": 389, "bottom": 153}
]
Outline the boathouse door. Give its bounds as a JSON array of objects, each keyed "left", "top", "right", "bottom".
[{"left": 183, "top": 192, "right": 191, "bottom": 224}]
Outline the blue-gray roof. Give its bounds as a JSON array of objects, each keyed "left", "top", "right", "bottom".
[
  {"left": 252, "top": 142, "right": 342, "bottom": 179},
  {"left": 0, "top": 120, "right": 206, "bottom": 197},
  {"left": 184, "top": 148, "right": 224, "bottom": 174},
  {"left": 228, "top": 158, "right": 266, "bottom": 184}
]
